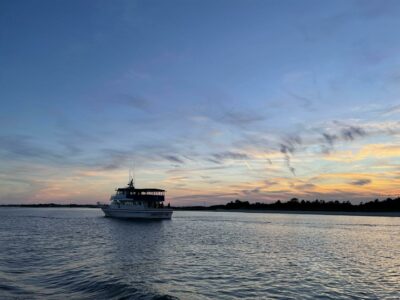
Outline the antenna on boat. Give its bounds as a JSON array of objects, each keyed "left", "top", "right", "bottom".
[
  {"left": 128, "top": 160, "right": 135, "bottom": 188},
  {"left": 132, "top": 160, "right": 136, "bottom": 187}
]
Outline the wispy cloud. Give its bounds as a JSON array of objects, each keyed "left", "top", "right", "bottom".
[
  {"left": 99, "top": 149, "right": 132, "bottom": 170},
  {"left": 279, "top": 135, "right": 302, "bottom": 176},
  {"left": 349, "top": 179, "right": 372, "bottom": 186},
  {"left": 209, "top": 151, "right": 250, "bottom": 164},
  {"left": 161, "top": 154, "right": 185, "bottom": 164},
  {"left": 383, "top": 104, "right": 400, "bottom": 116},
  {"left": 0, "top": 135, "right": 66, "bottom": 163},
  {"left": 340, "top": 125, "right": 367, "bottom": 141}
]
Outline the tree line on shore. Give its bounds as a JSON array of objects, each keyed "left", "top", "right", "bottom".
[
  {"left": 2, "top": 197, "right": 399, "bottom": 212},
  {"left": 0, "top": 203, "right": 98, "bottom": 208},
  {"left": 175, "top": 197, "right": 400, "bottom": 212}
]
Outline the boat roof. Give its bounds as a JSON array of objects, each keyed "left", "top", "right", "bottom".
[
  {"left": 117, "top": 187, "right": 165, "bottom": 192},
  {"left": 116, "top": 180, "right": 165, "bottom": 192}
]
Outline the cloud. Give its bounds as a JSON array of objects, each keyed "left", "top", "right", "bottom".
[
  {"left": 209, "top": 151, "right": 250, "bottom": 164},
  {"left": 312, "top": 122, "right": 371, "bottom": 154},
  {"left": 323, "top": 143, "right": 400, "bottom": 162},
  {"left": 161, "top": 154, "right": 185, "bottom": 164},
  {"left": 172, "top": 192, "right": 239, "bottom": 205},
  {"left": 279, "top": 135, "right": 302, "bottom": 175},
  {"left": 214, "top": 151, "right": 249, "bottom": 160},
  {"left": 0, "top": 135, "right": 64, "bottom": 162},
  {"left": 200, "top": 96, "right": 266, "bottom": 128},
  {"left": 242, "top": 187, "right": 261, "bottom": 195},
  {"left": 322, "top": 133, "right": 338, "bottom": 146},
  {"left": 320, "top": 132, "right": 339, "bottom": 154},
  {"left": 349, "top": 179, "right": 372, "bottom": 186},
  {"left": 264, "top": 179, "right": 278, "bottom": 186},
  {"left": 99, "top": 149, "right": 132, "bottom": 170},
  {"left": 317, "top": 124, "right": 367, "bottom": 153},
  {"left": 383, "top": 104, "right": 400, "bottom": 116},
  {"left": 296, "top": 183, "right": 316, "bottom": 190},
  {"left": 286, "top": 90, "right": 314, "bottom": 111},
  {"left": 219, "top": 110, "right": 265, "bottom": 126},
  {"left": 280, "top": 146, "right": 295, "bottom": 176},
  {"left": 340, "top": 126, "right": 367, "bottom": 141}
]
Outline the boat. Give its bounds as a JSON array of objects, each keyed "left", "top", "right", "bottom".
[{"left": 101, "top": 179, "right": 173, "bottom": 219}]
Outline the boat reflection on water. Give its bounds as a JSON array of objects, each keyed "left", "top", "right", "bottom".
[{"left": 101, "top": 179, "right": 173, "bottom": 219}]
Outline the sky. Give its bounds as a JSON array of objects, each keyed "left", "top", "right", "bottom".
[{"left": 0, "top": 0, "right": 400, "bottom": 205}]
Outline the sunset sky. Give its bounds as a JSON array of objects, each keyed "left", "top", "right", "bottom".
[{"left": 1, "top": 0, "right": 400, "bottom": 205}]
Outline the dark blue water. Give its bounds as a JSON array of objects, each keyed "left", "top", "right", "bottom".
[{"left": 0, "top": 208, "right": 399, "bottom": 299}]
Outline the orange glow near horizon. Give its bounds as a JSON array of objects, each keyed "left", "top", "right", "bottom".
[{"left": 1, "top": 128, "right": 399, "bottom": 206}]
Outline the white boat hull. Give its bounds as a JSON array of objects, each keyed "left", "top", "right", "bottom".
[{"left": 102, "top": 207, "right": 173, "bottom": 219}]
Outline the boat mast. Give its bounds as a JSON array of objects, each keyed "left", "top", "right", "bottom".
[
  {"left": 128, "top": 163, "right": 135, "bottom": 188},
  {"left": 132, "top": 160, "right": 136, "bottom": 187}
]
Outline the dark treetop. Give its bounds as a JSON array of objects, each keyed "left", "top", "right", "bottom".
[{"left": 174, "top": 197, "right": 400, "bottom": 212}]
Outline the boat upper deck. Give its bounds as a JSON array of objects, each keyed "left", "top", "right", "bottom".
[
  {"left": 113, "top": 180, "right": 166, "bottom": 202},
  {"left": 116, "top": 188, "right": 165, "bottom": 194}
]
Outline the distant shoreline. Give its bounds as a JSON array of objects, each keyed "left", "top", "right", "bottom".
[
  {"left": 1, "top": 204, "right": 399, "bottom": 217},
  {"left": 172, "top": 207, "right": 400, "bottom": 217},
  {"left": 0, "top": 204, "right": 98, "bottom": 208},
  {"left": 174, "top": 197, "right": 400, "bottom": 217},
  {"left": 210, "top": 209, "right": 400, "bottom": 217}
]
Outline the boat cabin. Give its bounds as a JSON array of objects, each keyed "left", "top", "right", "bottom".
[{"left": 110, "top": 180, "right": 166, "bottom": 208}]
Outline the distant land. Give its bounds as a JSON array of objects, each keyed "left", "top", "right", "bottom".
[
  {"left": 1, "top": 197, "right": 399, "bottom": 214},
  {"left": 174, "top": 197, "right": 400, "bottom": 214},
  {"left": 0, "top": 203, "right": 98, "bottom": 208}
]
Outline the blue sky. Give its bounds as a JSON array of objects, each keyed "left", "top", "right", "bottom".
[{"left": 1, "top": 0, "right": 400, "bottom": 204}]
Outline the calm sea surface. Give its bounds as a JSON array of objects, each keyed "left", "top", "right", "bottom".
[{"left": 0, "top": 208, "right": 399, "bottom": 299}]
